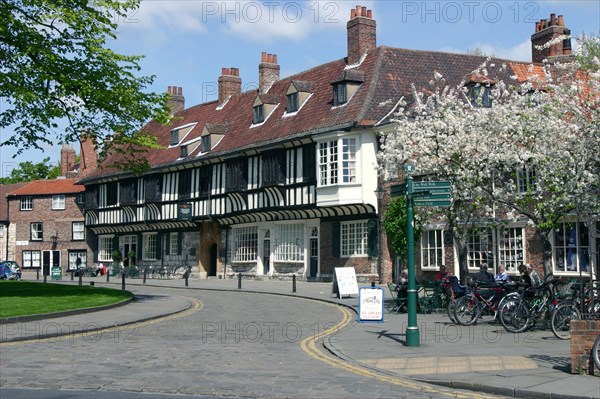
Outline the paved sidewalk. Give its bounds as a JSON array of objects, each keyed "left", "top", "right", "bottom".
[{"left": 6, "top": 275, "right": 600, "bottom": 399}]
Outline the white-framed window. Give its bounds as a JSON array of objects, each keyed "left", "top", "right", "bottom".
[
  {"left": 143, "top": 233, "right": 158, "bottom": 260},
  {"left": 52, "top": 195, "right": 65, "bottom": 210},
  {"left": 274, "top": 224, "right": 304, "bottom": 262},
  {"left": 233, "top": 226, "right": 258, "bottom": 262},
  {"left": 286, "top": 93, "right": 299, "bottom": 113},
  {"left": 553, "top": 221, "right": 590, "bottom": 274},
  {"left": 170, "top": 232, "right": 178, "bottom": 255},
  {"left": 68, "top": 251, "right": 87, "bottom": 271},
  {"left": 318, "top": 137, "right": 358, "bottom": 186},
  {"left": 98, "top": 236, "right": 114, "bottom": 262},
  {"left": 30, "top": 222, "right": 43, "bottom": 241},
  {"left": 20, "top": 196, "right": 32, "bottom": 210},
  {"left": 516, "top": 167, "right": 537, "bottom": 193},
  {"left": 22, "top": 250, "right": 41, "bottom": 268},
  {"left": 497, "top": 227, "right": 525, "bottom": 273},
  {"left": 341, "top": 220, "right": 368, "bottom": 257},
  {"left": 72, "top": 222, "right": 85, "bottom": 241},
  {"left": 420, "top": 229, "right": 444, "bottom": 269},
  {"left": 467, "top": 230, "right": 494, "bottom": 270}
]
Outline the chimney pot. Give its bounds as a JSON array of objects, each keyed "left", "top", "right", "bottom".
[
  {"left": 273, "top": 54, "right": 277, "bottom": 64},
  {"left": 558, "top": 15, "right": 564, "bottom": 27},
  {"left": 550, "top": 13, "right": 556, "bottom": 26},
  {"left": 347, "top": 5, "right": 377, "bottom": 65},
  {"left": 168, "top": 85, "right": 172, "bottom": 94},
  {"left": 178, "top": 87, "right": 182, "bottom": 96},
  {"left": 351, "top": 9, "right": 356, "bottom": 19},
  {"left": 261, "top": 51, "right": 267, "bottom": 62},
  {"left": 367, "top": 9, "right": 372, "bottom": 18}
]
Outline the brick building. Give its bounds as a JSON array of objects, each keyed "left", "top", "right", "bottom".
[{"left": 78, "top": 6, "right": 597, "bottom": 283}]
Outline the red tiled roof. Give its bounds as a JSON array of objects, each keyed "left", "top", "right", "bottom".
[
  {"left": 82, "top": 46, "right": 547, "bottom": 181},
  {"left": 7, "top": 178, "right": 84, "bottom": 196}
]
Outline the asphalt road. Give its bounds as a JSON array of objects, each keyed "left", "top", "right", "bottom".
[{"left": 0, "top": 286, "right": 507, "bottom": 399}]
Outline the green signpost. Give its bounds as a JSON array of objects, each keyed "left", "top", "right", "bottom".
[
  {"left": 51, "top": 266, "right": 62, "bottom": 280},
  {"left": 391, "top": 172, "right": 453, "bottom": 347}
]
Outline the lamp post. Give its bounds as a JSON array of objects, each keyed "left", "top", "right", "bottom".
[{"left": 374, "top": 186, "right": 385, "bottom": 282}]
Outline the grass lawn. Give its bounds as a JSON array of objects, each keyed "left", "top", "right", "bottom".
[{"left": 0, "top": 281, "right": 133, "bottom": 318}]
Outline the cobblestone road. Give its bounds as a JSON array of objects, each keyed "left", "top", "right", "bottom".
[{"left": 1, "top": 286, "right": 507, "bottom": 399}]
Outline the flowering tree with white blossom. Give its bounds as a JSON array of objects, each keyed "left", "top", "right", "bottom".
[{"left": 379, "top": 37, "right": 600, "bottom": 279}]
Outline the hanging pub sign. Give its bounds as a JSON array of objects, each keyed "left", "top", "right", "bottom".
[{"left": 178, "top": 203, "right": 192, "bottom": 220}]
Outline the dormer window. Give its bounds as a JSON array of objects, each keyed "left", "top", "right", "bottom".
[
  {"left": 201, "top": 136, "right": 211, "bottom": 152},
  {"left": 333, "top": 83, "right": 347, "bottom": 106},
  {"left": 180, "top": 145, "right": 188, "bottom": 158},
  {"left": 331, "top": 70, "right": 363, "bottom": 107},
  {"left": 253, "top": 105, "right": 264, "bottom": 124},
  {"left": 287, "top": 93, "right": 299, "bottom": 113},
  {"left": 169, "top": 122, "right": 197, "bottom": 146},
  {"left": 469, "top": 84, "right": 493, "bottom": 108}
]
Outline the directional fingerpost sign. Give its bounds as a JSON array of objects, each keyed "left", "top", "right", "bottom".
[{"left": 413, "top": 181, "right": 452, "bottom": 207}]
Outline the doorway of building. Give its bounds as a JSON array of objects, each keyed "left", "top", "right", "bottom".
[
  {"left": 42, "top": 250, "right": 60, "bottom": 276},
  {"left": 263, "top": 236, "right": 271, "bottom": 275},
  {"left": 122, "top": 235, "right": 137, "bottom": 267},
  {"left": 309, "top": 226, "right": 318, "bottom": 278},
  {"left": 209, "top": 243, "right": 218, "bottom": 277}
]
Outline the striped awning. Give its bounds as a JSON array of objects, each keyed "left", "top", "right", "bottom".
[
  {"left": 216, "top": 204, "right": 376, "bottom": 225},
  {"left": 90, "top": 220, "right": 197, "bottom": 235}
]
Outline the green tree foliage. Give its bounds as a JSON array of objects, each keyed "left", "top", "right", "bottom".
[
  {"left": 0, "top": 0, "right": 171, "bottom": 171},
  {"left": 383, "top": 197, "right": 409, "bottom": 259},
  {"left": 0, "top": 157, "right": 58, "bottom": 183}
]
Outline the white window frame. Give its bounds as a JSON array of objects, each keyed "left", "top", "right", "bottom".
[
  {"left": 552, "top": 221, "right": 590, "bottom": 275},
  {"left": 341, "top": 220, "right": 368, "bottom": 258},
  {"left": 318, "top": 136, "right": 358, "bottom": 187},
  {"left": 30, "top": 222, "right": 43, "bottom": 241},
  {"left": 497, "top": 227, "right": 525, "bottom": 274},
  {"left": 98, "top": 235, "right": 114, "bottom": 262},
  {"left": 52, "top": 194, "right": 66, "bottom": 210},
  {"left": 467, "top": 230, "right": 494, "bottom": 270},
  {"left": 20, "top": 196, "right": 32, "bottom": 210},
  {"left": 274, "top": 224, "right": 304, "bottom": 262},
  {"left": 516, "top": 166, "right": 537, "bottom": 193},
  {"left": 68, "top": 251, "right": 87, "bottom": 271},
  {"left": 22, "top": 250, "right": 41, "bottom": 268},
  {"left": 233, "top": 226, "right": 258, "bottom": 263},
  {"left": 143, "top": 233, "right": 158, "bottom": 261},
  {"left": 420, "top": 229, "right": 445, "bottom": 269},
  {"left": 72, "top": 222, "right": 85, "bottom": 241}
]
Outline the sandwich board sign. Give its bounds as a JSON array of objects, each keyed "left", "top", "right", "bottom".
[
  {"left": 331, "top": 267, "right": 359, "bottom": 299},
  {"left": 358, "top": 287, "right": 384, "bottom": 323}
]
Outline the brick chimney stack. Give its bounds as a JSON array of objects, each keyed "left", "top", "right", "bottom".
[
  {"left": 258, "top": 52, "right": 280, "bottom": 93},
  {"left": 531, "top": 13, "right": 572, "bottom": 63},
  {"left": 79, "top": 132, "right": 98, "bottom": 179},
  {"left": 347, "top": 5, "right": 376, "bottom": 65},
  {"left": 218, "top": 67, "right": 241, "bottom": 105},
  {"left": 166, "top": 86, "right": 185, "bottom": 115},
  {"left": 60, "top": 144, "right": 76, "bottom": 177}
]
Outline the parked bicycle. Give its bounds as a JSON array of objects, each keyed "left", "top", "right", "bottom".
[
  {"left": 453, "top": 280, "right": 519, "bottom": 326},
  {"left": 593, "top": 334, "right": 600, "bottom": 372},
  {"left": 498, "top": 278, "right": 563, "bottom": 333},
  {"left": 442, "top": 276, "right": 468, "bottom": 324}
]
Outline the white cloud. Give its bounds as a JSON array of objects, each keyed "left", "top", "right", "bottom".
[{"left": 440, "top": 39, "right": 531, "bottom": 62}]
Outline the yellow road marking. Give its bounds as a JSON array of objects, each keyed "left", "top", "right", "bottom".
[
  {"left": 0, "top": 297, "right": 203, "bottom": 346},
  {"left": 300, "top": 303, "right": 503, "bottom": 399}
]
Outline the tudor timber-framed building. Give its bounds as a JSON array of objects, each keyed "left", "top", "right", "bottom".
[{"left": 79, "top": 6, "right": 598, "bottom": 283}]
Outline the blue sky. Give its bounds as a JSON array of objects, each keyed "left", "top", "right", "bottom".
[{"left": 1, "top": 0, "right": 599, "bottom": 177}]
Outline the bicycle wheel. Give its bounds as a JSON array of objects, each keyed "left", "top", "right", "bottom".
[
  {"left": 454, "top": 295, "right": 481, "bottom": 326},
  {"left": 447, "top": 297, "right": 458, "bottom": 324},
  {"left": 593, "top": 335, "right": 600, "bottom": 372},
  {"left": 551, "top": 301, "right": 581, "bottom": 340},
  {"left": 499, "top": 297, "right": 530, "bottom": 333}
]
